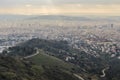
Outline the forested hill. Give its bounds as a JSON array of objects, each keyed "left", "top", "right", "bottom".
[
  {"left": 0, "top": 55, "right": 80, "bottom": 80},
  {"left": 2, "top": 38, "right": 120, "bottom": 80},
  {"left": 4, "top": 38, "right": 73, "bottom": 57}
]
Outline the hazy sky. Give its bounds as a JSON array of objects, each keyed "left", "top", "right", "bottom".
[{"left": 0, "top": 0, "right": 120, "bottom": 16}]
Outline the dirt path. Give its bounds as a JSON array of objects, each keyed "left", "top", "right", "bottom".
[
  {"left": 24, "top": 48, "right": 39, "bottom": 59},
  {"left": 74, "top": 74, "right": 85, "bottom": 80}
]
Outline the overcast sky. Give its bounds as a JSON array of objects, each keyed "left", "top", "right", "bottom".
[{"left": 0, "top": 0, "right": 120, "bottom": 16}]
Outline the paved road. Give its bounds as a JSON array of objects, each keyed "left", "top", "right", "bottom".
[
  {"left": 74, "top": 74, "right": 85, "bottom": 80},
  {"left": 100, "top": 67, "right": 109, "bottom": 78}
]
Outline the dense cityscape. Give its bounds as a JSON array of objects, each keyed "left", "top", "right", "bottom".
[
  {"left": 0, "top": 15, "right": 119, "bottom": 80},
  {"left": 0, "top": 16, "right": 120, "bottom": 58}
]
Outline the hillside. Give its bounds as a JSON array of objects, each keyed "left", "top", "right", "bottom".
[
  {"left": 5, "top": 38, "right": 106, "bottom": 72},
  {"left": 28, "top": 49, "right": 78, "bottom": 71},
  {"left": 3, "top": 38, "right": 120, "bottom": 80},
  {"left": 0, "top": 55, "right": 80, "bottom": 80}
]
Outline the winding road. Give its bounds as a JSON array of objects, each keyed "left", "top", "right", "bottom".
[
  {"left": 100, "top": 67, "right": 109, "bottom": 78},
  {"left": 24, "top": 49, "right": 85, "bottom": 80},
  {"left": 23, "top": 48, "right": 109, "bottom": 79}
]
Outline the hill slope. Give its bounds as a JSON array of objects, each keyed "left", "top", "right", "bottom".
[
  {"left": 3, "top": 38, "right": 120, "bottom": 80},
  {"left": 28, "top": 49, "right": 80, "bottom": 72},
  {"left": 0, "top": 55, "right": 80, "bottom": 80}
]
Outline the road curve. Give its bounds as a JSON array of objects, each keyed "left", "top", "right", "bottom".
[{"left": 100, "top": 67, "right": 109, "bottom": 78}]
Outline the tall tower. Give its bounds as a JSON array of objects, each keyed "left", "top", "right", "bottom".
[{"left": 111, "top": 24, "right": 113, "bottom": 28}]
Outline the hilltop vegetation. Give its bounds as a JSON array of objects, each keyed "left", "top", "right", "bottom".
[
  {"left": 2, "top": 38, "right": 120, "bottom": 80},
  {"left": 28, "top": 49, "right": 79, "bottom": 71},
  {"left": 5, "top": 38, "right": 106, "bottom": 73},
  {"left": 0, "top": 55, "right": 80, "bottom": 80}
]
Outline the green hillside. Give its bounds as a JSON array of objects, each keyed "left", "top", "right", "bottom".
[
  {"left": 28, "top": 49, "right": 80, "bottom": 72},
  {"left": 3, "top": 38, "right": 120, "bottom": 80},
  {"left": 0, "top": 55, "right": 80, "bottom": 80}
]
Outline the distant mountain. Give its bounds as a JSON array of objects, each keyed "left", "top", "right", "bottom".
[
  {"left": 0, "top": 14, "right": 120, "bottom": 21},
  {"left": 0, "top": 15, "right": 35, "bottom": 21},
  {"left": 27, "top": 15, "right": 92, "bottom": 21}
]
